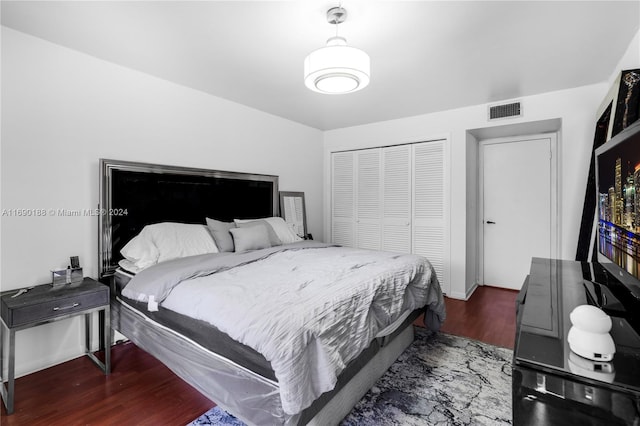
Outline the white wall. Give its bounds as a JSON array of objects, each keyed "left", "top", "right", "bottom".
[
  {"left": 465, "top": 132, "right": 479, "bottom": 296},
  {"left": 1, "top": 27, "right": 323, "bottom": 377},
  {"left": 324, "top": 83, "right": 609, "bottom": 299},
  {"left": 607, "top": 28, "right": 640, "bottom": 88}
]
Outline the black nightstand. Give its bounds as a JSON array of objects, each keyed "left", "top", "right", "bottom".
[{"left": 0, "top": 277, "right": 110, "bottom": 414}]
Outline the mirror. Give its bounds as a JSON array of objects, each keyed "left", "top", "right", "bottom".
[{"left": 279, "top": 191, "right": 307, "bottom": 238}]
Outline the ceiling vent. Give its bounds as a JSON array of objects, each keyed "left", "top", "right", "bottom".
[{"left": 488, "top": 101, "right": 522, "bottom": 121}]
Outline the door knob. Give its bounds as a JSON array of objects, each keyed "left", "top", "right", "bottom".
[{"left": 486, "top": 221, "right": 496, "bottom": 224}]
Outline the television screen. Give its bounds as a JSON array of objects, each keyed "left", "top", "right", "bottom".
[{"left": 597, "top": 121, "right": 640, "bottom": 285}]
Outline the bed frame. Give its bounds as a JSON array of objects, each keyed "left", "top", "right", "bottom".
[
  {"left": 98, "top": 158, "right": 417, "bottom": 425},
  {"left": 98, "top": 159, "right": 278, "bottom": 279}
]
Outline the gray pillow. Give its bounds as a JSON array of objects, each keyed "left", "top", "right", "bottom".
[
  {"left": 205, "top": 218, "right": 236, "bottom": 252},
  {"left": 229, "top": 225, "right": 271, "bottom": 252},
  {"left": 236, "top": 219, "right": 282, "bottom": 247}
]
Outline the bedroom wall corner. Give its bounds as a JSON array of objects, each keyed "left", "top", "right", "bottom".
[
  {"left": 465, "top": 132, "right": 479, "bottom": 295},
  {"left": 606, "top": 27, "right": 640, "bottom": 88},
  {"left": 1, "top": 26, "right": 324, "bottom": 378}
]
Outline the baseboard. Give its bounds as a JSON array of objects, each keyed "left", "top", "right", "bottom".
[
  {"left": 465, "top": 282, "right": 479, "bottom": 300},
  {"left": 448, "top": 282, "right": 478, "bottom": 301}
]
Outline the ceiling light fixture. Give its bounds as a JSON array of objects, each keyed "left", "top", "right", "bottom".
[{"left": 304, "top": 6, "right": 370, "bottom": 94}]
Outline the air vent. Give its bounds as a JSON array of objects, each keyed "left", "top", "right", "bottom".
[{"left": 488, "top": 101, "right": 522, "bottom": 121}]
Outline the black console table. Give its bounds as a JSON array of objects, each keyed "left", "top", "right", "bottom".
[{"left": 513, "top": 258, "right": 640, "bottom": 425}]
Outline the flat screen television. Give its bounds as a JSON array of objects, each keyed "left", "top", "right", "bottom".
[{"left": 595, "top": 119, "right": 640, "bottom": 299}]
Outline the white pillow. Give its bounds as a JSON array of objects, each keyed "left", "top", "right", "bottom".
[
  {"left": 118, "top": 258, "right": 145, "bottom": 275},
  {"left": 120, "top": 222, "right": 219, "bottom": 270},
  {"left": 120, "top": 230, "right": 159, "bottom": 270},
  {"left": 147, "top": 222, "right": 219, "bottom": 263},
  {"left": 234, "top": 217, "right": 302, "bottom": 244}
]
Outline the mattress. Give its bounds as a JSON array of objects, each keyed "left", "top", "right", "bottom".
[
  {"left": 116, "top": 268, "right": 275, "bottom": 379},
  {"left": 111, "top": 293, "right": 423, "bottom": 425},
  {"left": 115, "top": 265, "right": 424, "bottom": 383},
  {"left": 111, "top": 242, "right": 445, "bottom": 424}
]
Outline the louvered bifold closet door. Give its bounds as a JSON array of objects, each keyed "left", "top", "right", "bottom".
[
  {"left": 412, "top": 140, "right": 446, "bottom": 288},
  {"left": 382, "top": 145, "right": 412, "bottom": 253},
  {"left": 331, "top": 151, "right": 355, "bottom": 247},
  {"left": 355, "top": 149, "right": 382, "bottom": 250}
]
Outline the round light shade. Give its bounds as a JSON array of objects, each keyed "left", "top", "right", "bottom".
[{"left": 304, "top": 38, "right": 370, "bottom": 94}]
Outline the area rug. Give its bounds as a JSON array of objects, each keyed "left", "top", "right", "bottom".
[{"left": 189, "top": 328, "right": 513, "bottom": 425}]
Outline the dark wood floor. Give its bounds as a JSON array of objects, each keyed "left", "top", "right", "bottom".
[
  {"left": 440, "top": 285, "right": 518, "bottom": 349},
  {"left": 1, "top": 285, "right": 517, "bottom": 425}
]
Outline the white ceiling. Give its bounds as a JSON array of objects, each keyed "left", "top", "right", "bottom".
[{"left": 2, "top": 1, "right": 639, "bottom": 130}]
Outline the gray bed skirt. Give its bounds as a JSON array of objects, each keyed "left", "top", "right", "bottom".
[{"left": 111, "top": 297, "right": 421, "bottom": 425}]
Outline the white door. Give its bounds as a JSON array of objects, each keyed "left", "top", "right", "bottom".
[
  {"left": 412, "top": 141, "right": 447, "bottom": 292},
  {"left": 355, "top": 149, "right": 383, "bottom": 249},
  {"left": 331, "top": 151, "right": 355, "bottom": 247},
  {"left": 481, "top": 136, "right": 556, "bottom": 290},
  {"left": 331, "top": 141, "right": 449, "bottom": 295},
  {"left": 382, "top": 145, "right": 412, "bottom": 253}
]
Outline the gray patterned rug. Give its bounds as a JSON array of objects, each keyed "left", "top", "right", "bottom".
[{"left": 189, "top": 328, "right": 513, "bottom": 425}]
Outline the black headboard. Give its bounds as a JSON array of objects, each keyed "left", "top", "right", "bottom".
[{"left": 99, "top": 159, "right": 278, "bottom": 278}]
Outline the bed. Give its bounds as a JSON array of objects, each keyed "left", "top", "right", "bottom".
[{"left": 98, "top": 159, "right": 446, "bottom": 425}]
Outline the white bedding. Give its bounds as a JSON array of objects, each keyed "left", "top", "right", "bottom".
[{"left": 159, "top": 245, "right": 444, "bottom": 415}]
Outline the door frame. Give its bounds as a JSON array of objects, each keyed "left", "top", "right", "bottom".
[{"left": 477, "top": 133, "right": 560, "bottom": 286}]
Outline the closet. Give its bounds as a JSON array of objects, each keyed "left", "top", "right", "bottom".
[{"left": 330, "top": 140, "right": 447, "bottom": 292}]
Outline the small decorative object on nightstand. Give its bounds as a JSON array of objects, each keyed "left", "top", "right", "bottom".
[
  {"left": 51, "top": 267, "right": 83, "bottom": 286},
  {"left": 51, "top": 255, "right": 84, "bottom": 287},
  {"left": 0, "top": 277, "right": 110, "bottom": 415}
]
